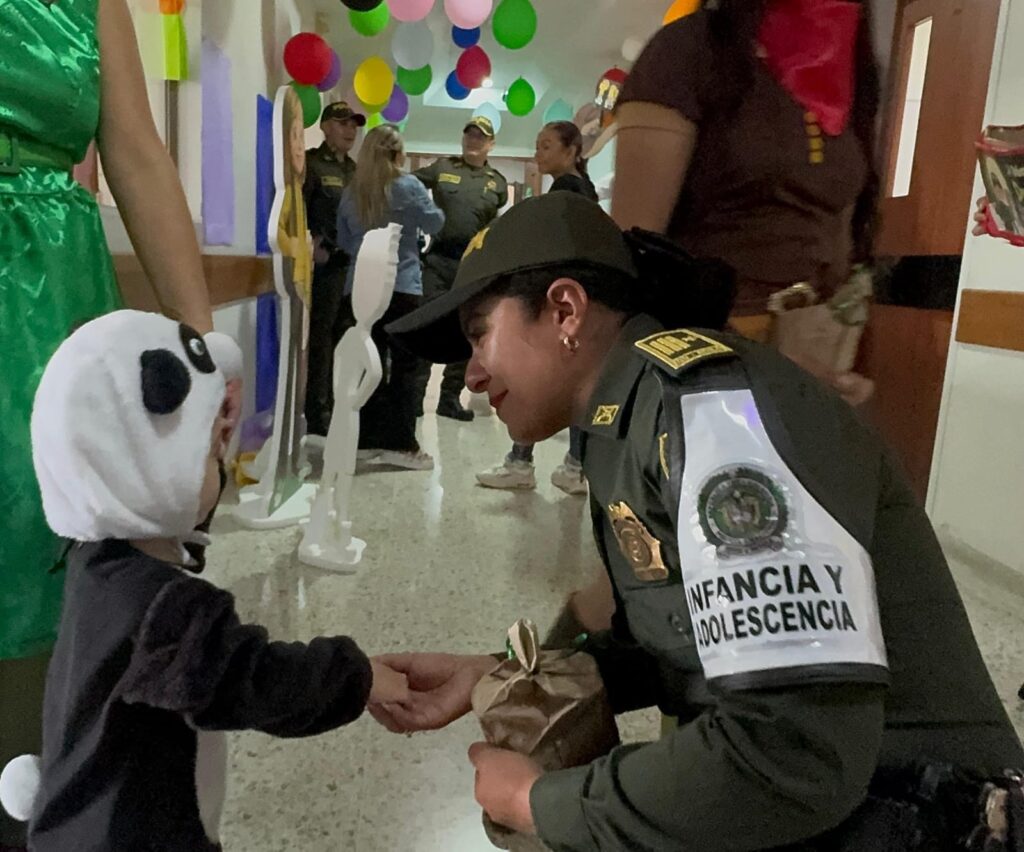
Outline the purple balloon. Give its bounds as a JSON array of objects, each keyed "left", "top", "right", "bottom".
[
  {"left": 452, "top": 26, "right": 480, "bottom": 48},
  {"left": 317, "top": 51, "right": 342, "bottom": 92},
  {"left": 382, "top": 85, "right": 410, "bottom": 122}
]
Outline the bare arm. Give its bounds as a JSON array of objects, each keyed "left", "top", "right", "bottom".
[
  {"left": 611, "top": 102, "right": 698, "bottom": 235},
  {"left": 96, "top": 0, "right": 213, "bottom": 333}
]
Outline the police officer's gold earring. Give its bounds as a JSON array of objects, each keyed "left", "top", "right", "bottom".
[{"left": 562, "top": 335, "right": 580, "bottom": 353}]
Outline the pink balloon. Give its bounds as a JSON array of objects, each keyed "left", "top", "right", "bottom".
[
  {"left": 443, "top": 0, "right": 492, "bottom": 30},
  {"left": 388, "top": 0, "right": 435, "bottom": 22}
]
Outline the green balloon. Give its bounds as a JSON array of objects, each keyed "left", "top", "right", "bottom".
[
  {"left": 289, "top": 81, "right": 321, "bottom": 128},
  {"left": 350, "top": 2, "right": 390, "bottom": 37},
  {"left": 506, "top": 77, "right": 536, "bottom": 117},
  {"left": 396, "top": 63, "right": 433, "bottom": 96},
  {"left": 493, "top": 0, "right": 537, "bottom": 50},
  {"left": 366, "top": 112, "right": 384, "bottom": 130}
]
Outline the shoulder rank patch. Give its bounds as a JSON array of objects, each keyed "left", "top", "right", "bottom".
[
  {"left": 592, "top": 404, "right": 620, "bottom": 426},
  {"left": 439, "top": 173, "right": 462, "bottom": 185},
  {"left": 608, "top": 502, "right": 669, "bottom": 582},
  {"left": 634, "top": 329, "right": 734, "bottom": 374}
]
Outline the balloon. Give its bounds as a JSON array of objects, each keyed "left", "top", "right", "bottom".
[
  {"left": 452, "top": 25, "right": 480, "bottom": 48},
  {"left": 492, "top": 0, "right": 537, "bottom": 50},
  {"left": 455, "top": 46, "right": 491, "bottom": 89},
  {"left": 445, "top": 70, "right": 471, "bottom": 101},
  {"left": 366, "top": 112, "right": 385, "bottom": 129},
  {"left": 350, "top": 2, "right": 390, "bottom": 36},
  {"left": 472, "top": 101, "right": 502, "bottom": 134},
  {"left": 387, "top": 0, "right": 434, "bottom": 22},
  {"left": 621, "top": 36, "right": 645, "bottom": 62},
  {"left": 444, "top": 0, "right": 492, "bottom": 30},
  {"left": 392, "top": 21, "right": 434, "bottom": 69},
  {"left": 381, "top": 86, "right": 410, "bottom": 122},
  {"left": 505, "top": 77, "right": 535, "bottom": 116},
  {"left": 289, "top": 82, "right": 322, "bottom": 128},
  {"left": 663, "top": 0, "right": 700, "bottom": 25},
  {"left": 354, "top": 57, "right": 395, "bottom": 108},
  {"left": 543, "top": 98, "right": 573, "bottom": 124},
  {"left": 283, "top": 33, "right": 333, "bottom": 86},
  {"left": 396, "top": 63, "right": 433, "bottom": 95},
  {"left": 317, "top": 51, "right": 342, "bottom": 92}
]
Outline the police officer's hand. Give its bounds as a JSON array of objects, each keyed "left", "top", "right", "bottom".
[
  {"left": 366, "top": 653, "right": 497, "bottom": 733},
  {"left": 468, "top": 743, "right": 542, "bottom": 835},
  {"left": 313, "top": 236, "right": 331, "bottom": 266}
]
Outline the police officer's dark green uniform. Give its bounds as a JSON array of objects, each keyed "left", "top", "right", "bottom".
[
  {"left": 388, "top": 193, "right": 1024, "bottom": 851},
  {"left": 412, "top": 115, "right": 507, "bottom": 420},
  {"left": 303, "top": 101, "right": 364, "bottom": 436}
]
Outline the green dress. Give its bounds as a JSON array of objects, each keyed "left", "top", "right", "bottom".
[{"left": 0, "top": 0, "right": 122, "bottom": 660}]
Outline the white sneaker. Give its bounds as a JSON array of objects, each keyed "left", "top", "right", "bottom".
[
  {"left": 476, "top": 459, "right": 537, "bottom": 490},
  {"left": 376, "top": 449, "right": 434, "bottom": 470},
  {"left": 356, "top": 449, "right": 381, "bottom": 462},
  {"left": 551, "top": 459, "right": 587, "bottom": 496}
]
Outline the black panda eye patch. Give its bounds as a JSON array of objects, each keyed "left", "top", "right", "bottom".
[
  {"left": 179, "top": 324, "right": 215, "bottom": 374},
  {"left": 140, "top": 349, "right": 192, "bottom": 415}
]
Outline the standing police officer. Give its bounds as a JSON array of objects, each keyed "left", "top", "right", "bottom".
[
  {"left": 304, "top": 101, "right": 365, "bottom": 437},
  {"left": 412, "top": 116, "right": 507, "bottom": 421},
  {"left": 376, "top": 194, "right": 1024, "bottom": 851}
]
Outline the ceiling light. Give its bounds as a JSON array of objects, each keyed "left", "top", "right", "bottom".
[{"left": 482, "top": 77, "right": 494, "bottom": 88}]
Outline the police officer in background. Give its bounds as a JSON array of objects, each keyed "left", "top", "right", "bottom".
[
  {"left": 412, "top": 116, "right": 508, "bottom": 421},
  {"left": 375, "top": 194, "right": 1024, "bottom": 851},
  {"left": 304, "top": 101, "right": 365, "bottom": 437}
]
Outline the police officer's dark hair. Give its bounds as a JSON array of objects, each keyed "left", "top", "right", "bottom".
[{"left": 482, "top": 231, "right": 736, "bottom": 331}]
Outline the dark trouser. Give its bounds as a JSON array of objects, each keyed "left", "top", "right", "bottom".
[
  {"left": 509, "top": 427, "right": 582, "bottom": 465},
  {"left": 305, "top": 254, "right": 349, "bottom": 436},
  {"left": 413, "top": 253, "right": 467, "bottom": 408},
  {"left": 0, "top": 652, "right": 49, "bottom": 845},
  {"left": 357, "top": 292, "right": 422, "bottom": 453}
]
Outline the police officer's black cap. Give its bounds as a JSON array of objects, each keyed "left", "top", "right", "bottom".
[
  {"left": 387, "top": 193, "right": 638, "bottom": 364},
  {"left": 321, "top": 101, "right": 367, "bottom": 126}
]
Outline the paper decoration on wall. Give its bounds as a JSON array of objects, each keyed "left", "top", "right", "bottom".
[
  {"left": 492, "top": 0, "right": 536, "bottom": 50},
  {"left": 456, "top": 45, "right": 491, "bottom": 89},
  {"left": 621, "top": 36, "right": 644, "bottom": 62},
  {"left": 284, "top": 33, "right": 333, "bottom": 84},
  {"left": 542, "top": 98, "right": 573, "bottom": 124},
  {"left": 505, "top": 77, "right": 535, "bottom": 116},
  {"left": 595, "top": 66, "right": 627, "bottom": 127},
  {"left": 663, "top": 0, "right": 700, "bottom": 25},
  {"left": 355, "top": 57, "right": 395, "bottom": 108},
  {"left": 162, "top": 11, "right": 188, "bottom": 80},
  {"left": 388, "top": 0, "right": 434, "bottom": 22},
  {"left": 397, "top": 63, "right": 433, "bottom": 96},
  {"left": 444, "top": 0, "right": 492, "bottom": 30},
  {"left": 392, "top": 21, "right": 434, "bottom": 70},
  {"left": 255, "top": 94, "right": 274, "bottom": 255},
  {"left": 452, "top": 25, "right": 480, "bottom": 48},
  {"left": 473, "top": 101, "right": 502, "bottom": 134},
  {"left": 318, "top": 51, "right": 343, "bottom": 92},
  {"left": 201, "top": 39, "right": 235, "bottom": 246},
  {"left": 382, "top": 86, "right": 410, "bottom": 122},
  {"left": 350, "top": 2, "right": 391, "bottom": 37},
  {"left": 290, "top": 82, "right": 322, "bottom": 128},
  {"left": 446, "top": 70, "right": 471, "bottom": 100}
]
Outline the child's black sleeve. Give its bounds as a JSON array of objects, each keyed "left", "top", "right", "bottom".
[{"left": 118, "top": 574, "right": 373, "bottom": 737}]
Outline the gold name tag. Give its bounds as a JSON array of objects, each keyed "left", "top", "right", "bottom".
[
  {"left": 321, "top": 176, "right": 345, "bottom": 187},
  {"left": 439, "top": 173, "right": 462, "bottom": 185}
]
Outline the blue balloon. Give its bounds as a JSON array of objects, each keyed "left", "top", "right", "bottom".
[
  {"left": 445, "top": 70, "right": 471, "bottom": 100},
  {"left": 452, "top": 26, "right": 480, "bottom": 48}
]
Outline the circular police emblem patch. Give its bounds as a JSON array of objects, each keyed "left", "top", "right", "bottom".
[{"left": 698, "top": 466, "right": 788, "bottom": 557}]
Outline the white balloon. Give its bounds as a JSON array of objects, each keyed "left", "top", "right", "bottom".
[
  {"left": 622, "top": 35, "right": 645, "bottom": 63},
  {"left": 473, "top": 101, "right": 502, "bottom": 135},
  {"left": 391, "top": 21, "right": 435, "bottom": 70},
  {"left": 0, "top": 754, "right": 41, "bottom": 822}
]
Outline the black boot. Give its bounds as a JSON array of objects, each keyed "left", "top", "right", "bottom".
[{"left": 436, "top": 395, "right": 474, "bottom": 422}]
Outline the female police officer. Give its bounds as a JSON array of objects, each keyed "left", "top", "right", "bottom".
[{"left": 375, "top": 193, "right": 1024, "bottom": 851}]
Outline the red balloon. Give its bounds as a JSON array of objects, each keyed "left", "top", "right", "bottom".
[
  {"left": 455, "top": 45, "right": 491, "bottom": 90},
  {"left": 284, "top": 33, "right": 333, "bottom": 86}
]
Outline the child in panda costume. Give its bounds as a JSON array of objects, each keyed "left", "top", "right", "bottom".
[{"left": 14, "top": 311, "right": 407, "bottom": 851}]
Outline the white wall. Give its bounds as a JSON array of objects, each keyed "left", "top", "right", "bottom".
[{"left": 927, "top": 0, "right": 1024, "bottom": 574}]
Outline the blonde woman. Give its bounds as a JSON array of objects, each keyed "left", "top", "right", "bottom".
[{"left": 336, "top": 125, "right": 444, "bottom": 470}]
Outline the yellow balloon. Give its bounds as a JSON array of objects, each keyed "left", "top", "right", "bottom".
[
  {"left": 663, "top": 0, "right": 699, "bottom": 25},
  {"left": 354, "top": 57, "right": 395, "bottom": 110}
]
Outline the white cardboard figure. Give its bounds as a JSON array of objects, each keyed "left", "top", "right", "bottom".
[
  {"left": 298, "top": 224, "right": 401, "bottom": 571},
  {"left": 235, "top": 85, "right": 317, "bottom": 529}
]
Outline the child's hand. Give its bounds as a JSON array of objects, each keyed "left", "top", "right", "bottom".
[
  {"left": 369, "top": 659, "right": 410, "bottom": 705},
  {"left": 972, "top": 196, "right": 990, "bottom": 236}
]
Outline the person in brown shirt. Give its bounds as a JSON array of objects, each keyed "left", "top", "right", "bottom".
[{"left": 550, "top": 0, "right": 883, "bottom": 645}]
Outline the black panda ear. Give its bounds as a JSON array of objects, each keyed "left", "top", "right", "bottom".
[
  {"left": 179, "top": 324, "right": 216, "bottom": 374},
  {"left": 140, "top": 349, "right": 192, "bottom": 414}
]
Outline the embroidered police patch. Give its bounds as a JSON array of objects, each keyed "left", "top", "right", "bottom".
[
  {"left": 634, "top": 329, "right": 733, "bottom": 373},
  {"left": 698, "top": 466, "right": 788, "bottom": 558}
]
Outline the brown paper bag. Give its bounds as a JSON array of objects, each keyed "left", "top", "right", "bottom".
[{"left": 471, "top": 619, "right": 620, "bottom": 852}]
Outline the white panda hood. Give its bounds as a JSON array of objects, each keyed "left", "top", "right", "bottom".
[{"left": 31, "top": 310, "right": 242, "bottom": 544}]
